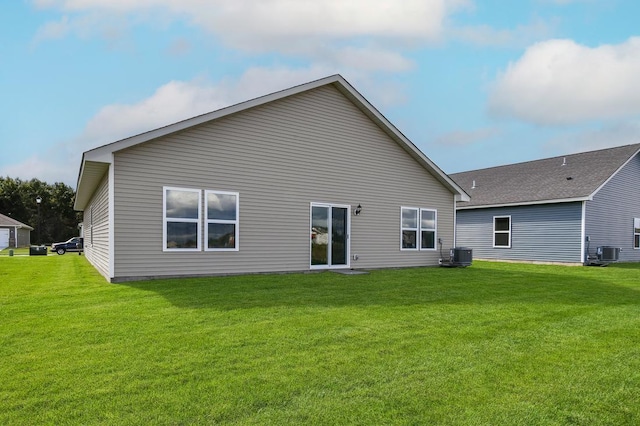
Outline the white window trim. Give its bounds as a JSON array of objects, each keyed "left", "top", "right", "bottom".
[
  {"left": 400, "top": 207, "right": 419, "bottom": 251},
  {"left": 634, "top": 218, "right": 640, "bottom": 249},
  {"left": 163, "top": 186, "right": 202, "bottom": 252},
  {"left": 309, "top": 202, "right": 351, "bottom": 269},
  {"left": 205, "top": 190, "right": 239, "bottom": 252},
  {"left": 420, "top": 208, "right": 437, "bottom": 251},
  {"left": 493, "top": 215, "right": 511, "bottom": 248}
]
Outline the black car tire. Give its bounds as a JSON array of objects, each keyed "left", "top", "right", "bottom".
[{"left": 56, "top": 248, "right": 66, "bottom": 255}]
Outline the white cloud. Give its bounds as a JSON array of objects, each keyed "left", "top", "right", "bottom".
[
  {"left": 450, "top": 16, "right": 557, "bottom": 48},
  {"left": 435, "top": 127, "right": 501, "bottom": 147},
  {"left": 489, "top": 37, "right": 640, "bottom": 125},
  {"left": 0, "top": 154, "right": 77, "bottom": 187},
  {"left": 35, "top": 0, "right": 457, "bottom": 39},
  {"left": 32, "top": 15, "right": 71, "bottom": 42},
  {"left": 542, "top": 120, "right": 640, "bottom": 156},
  {"left": 31, "top": 0, "right": 469, "bottom": 72}
]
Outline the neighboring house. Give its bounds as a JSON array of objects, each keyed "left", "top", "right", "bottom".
[
  {"left": 74, "top": 75, "right": 469, "bottom": 282},
  {"left": 451, "top": 143, "right": 640, "bottom": 265},
  {"left": 0, "top": 213, "right": 33, "bottom": 249}
]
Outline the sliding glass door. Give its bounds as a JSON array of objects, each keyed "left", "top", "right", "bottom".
[{"left": 310, "top": 204, "right": 350, "bottom": 269}]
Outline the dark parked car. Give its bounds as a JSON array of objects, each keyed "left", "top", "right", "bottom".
[{"left": 51, "top": 237, "right": 84, "bottom": 255}]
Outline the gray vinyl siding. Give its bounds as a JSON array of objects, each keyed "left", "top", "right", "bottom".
[
  {"left": 456, "top": 202, "right": 583, "bottom": 263},
  {"left": 0, "top": 227, "right": 25, "bottom": 248},
  {"left": 585, "top": 153, "right": 640, "bottom": 262},
  {"left": 111, "top": 85, "right": 455, "bottom": 280},
  {"left": 83, "top": 171, "right": 110, "bottom": 279},
  {"left": 17, "top": 228, "right": 30, "bottom": 247}
]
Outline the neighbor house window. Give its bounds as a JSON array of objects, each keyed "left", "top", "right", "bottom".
[
  {"left": 205, "top": 191, "right": 239, "bottom": 251},
  {"left": 494, "top": 216, "right": 511, "bottom": 248},
  {"left": 420, "top": 209, "right": 437, "bottom": 250},
  {"left": 401, "top": 207, "right": 437, "bottom": 250},
  {"left": 634, "top": 218, "right": 640, "bottom": 249},
  {"left": 163, "top": 187, "right": 201, "bottom": 251}
]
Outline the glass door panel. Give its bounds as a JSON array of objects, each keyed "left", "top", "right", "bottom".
[
  {"left": 310, "top": 204, "right": 350, "bottom": 268},
  {"left": 311, "top": 206, "right": 329, "bottom": 266},
  {"left": 331, "top": 207, "right": 348, "bottom": 266}
]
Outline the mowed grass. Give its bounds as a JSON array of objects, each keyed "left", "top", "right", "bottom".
[
  {"left": 1, "top": 256, "right": 639, "bottom": 425},
  {"left": 0, "top": 247, "right": 34, "bottom": 256}
]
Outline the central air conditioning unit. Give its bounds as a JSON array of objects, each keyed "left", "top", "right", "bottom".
[
  {"left": 439, "top": 247, "right": 472, "bottom": 267},
  {"left": 597, "top": 246, "right": 620, "bottom": 262}
]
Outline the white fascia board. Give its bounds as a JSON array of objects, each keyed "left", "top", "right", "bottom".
[{"left": 456, "top": 196, "right": 592, "bottom": 210}]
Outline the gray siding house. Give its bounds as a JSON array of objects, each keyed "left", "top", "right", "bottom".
[
  {"left": 451, "top": 143, "right": 640, "bottom": 265},
  {"left": 0, "top": 213, "right": 33, "bottom": 249},
  {"left": 74, "top": 75, "right": 469, "bottom": 282}
]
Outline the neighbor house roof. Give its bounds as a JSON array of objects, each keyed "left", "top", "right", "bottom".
[
  {"left": 74, "top": 74, "right": 469, "bottom": 210},
  {"left": 0, "top": 213, "right": 34, "bottom": 230},
  {"left": 451, "top": 143, "right": 640, "bottom": 209}
]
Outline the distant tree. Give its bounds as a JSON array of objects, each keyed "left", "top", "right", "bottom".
[{"left": 0, "top": 177, "right": 81, "bottom": 244}]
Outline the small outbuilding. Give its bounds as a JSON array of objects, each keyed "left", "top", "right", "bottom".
[
  {"left": 0, "top": 213, "right": 33, "bottom": 249},
  {"left": 451, "top": 143, "right": 640, "bottom": 265}
]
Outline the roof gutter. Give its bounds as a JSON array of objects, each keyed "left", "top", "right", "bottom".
[{"left": 456, "top": 195, "right": 592, "bottom": 210}]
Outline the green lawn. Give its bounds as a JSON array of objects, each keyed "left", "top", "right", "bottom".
[
  {"left": 1, "top": 256, "right": 639, "bottom": 425},
  {"left": 0, "top": 247, "right": 34, "bottom": 256}
]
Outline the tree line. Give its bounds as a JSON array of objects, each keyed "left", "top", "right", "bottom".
[{"left": 0, "top": 177, "right": 81, "bottom": 245}]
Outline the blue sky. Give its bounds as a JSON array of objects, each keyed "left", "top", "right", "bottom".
[{"left": 2, "top": 0, "right": 640, "bottom": 186}]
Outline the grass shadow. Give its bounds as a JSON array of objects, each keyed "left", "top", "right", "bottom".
[{"left": 122, "top": 262, "right": 640, "bottom": 310}]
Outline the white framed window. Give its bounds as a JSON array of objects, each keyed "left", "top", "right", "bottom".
[
  {"left": 420, "top": 209, "right": 437, "bottom": 250},
  {"left": 163, "top": 187, "right": 201, "bottom": 251},
  {"left": 205, "top": 191, "right": 239, "bottom": 251},
  {"left": 401, "top": 207, "right": 437, "bottom": 251},
  {"left": 401, "top": 207, "right": 419, "bottom": 250},
  {"left": 493, "top": 215, "right": 511, "bottom": 248},
  {"left": 634, "top": 218, "right": 640, "bottom": 249}
]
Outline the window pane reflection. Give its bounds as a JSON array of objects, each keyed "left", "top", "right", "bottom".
[
  {"left": 208, "top": 223, "right": 236, "bottom": 249},
  {"left": 166, "top": 190, "right": 199, "bottom": 219},
  {"left": 166, "top": 222, "right": 198, "bottom": 248},
  {"left": 402, "top": 230, "right": 417, "bottom": 249},
  {"left": 402, "top": 209, "right": 417, "bottom": 228},
  {"left": 421, "top": 210, "right": 435, "bottom": 229},
  {"left": 208, "top": 193, "right": 237, "bottom": 220},
  {"left": 311, "top": 206, "right": 328, "bottom": 265}
]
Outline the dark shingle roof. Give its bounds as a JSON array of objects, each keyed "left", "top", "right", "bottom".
[
  {"left": 0, "top": 213, "right": 33, "bottom": 229},
  {"left": 451, "top": 143, "right": 640, "bottom": 209}
]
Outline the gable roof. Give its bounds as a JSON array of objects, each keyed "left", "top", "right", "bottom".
[
  {"left": 74, "top": 74, "right": 469, "bottom": 210},
  {"left": 0, "top": 213, "right": 33, "bottom": 230},
  {"left": 451, "top": 143, "right": 640, "bottom": 209}
]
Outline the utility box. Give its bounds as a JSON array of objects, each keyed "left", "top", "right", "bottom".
[
  {"left": 598, "top": 246, "right": 620, "bottom": 262},
  {"left": 29, "top": 245, "right": 47, "bottom": 256},
  {"left": 439, "top": 247, "right": 472, "bottom": 267},
  {"left": 451, "top": 247, "right": 473, "bottom": 266}
]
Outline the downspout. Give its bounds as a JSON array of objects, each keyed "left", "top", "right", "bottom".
[
  {"left": 580, "top": 201, "right": 586, "bottom": 264},
  {"left": 453, "top": 194, "right": 457, "bottom": 247},
  {"left": 108, "top": 156, "right": 115, "bottom": 281}
]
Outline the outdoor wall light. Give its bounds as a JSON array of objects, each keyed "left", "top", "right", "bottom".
[{"left": 354, "top": 204, "right": 362, "bottom": 216}]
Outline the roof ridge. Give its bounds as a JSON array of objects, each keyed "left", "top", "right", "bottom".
[{"left": 451, "top": 142, "right": 640, "bottom": 176}]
